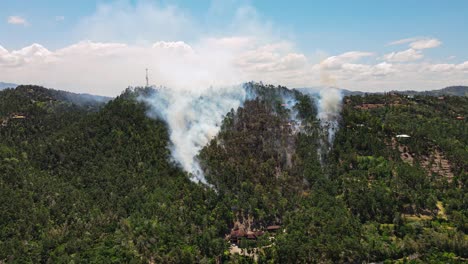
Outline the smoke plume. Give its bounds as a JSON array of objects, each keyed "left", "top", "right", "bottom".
[
  {"left": 316, "top": 87, "right": 343, "bottom": 144},
  {"left": 140, "top": 85, "right": 255, "bottom": 183},
  {"left": 297, "top": 87, "right": 343, "bottom": 143},
  {"left": 297, "top": 87, "right": 343, "bottom": 164},
  {"left": 140, "top": 83, "right": 343, "bottom": 182},
  {"left": 276, "top": 89, "right": 301, "bottom": 133}
]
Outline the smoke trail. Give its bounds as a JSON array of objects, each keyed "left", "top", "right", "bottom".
[{"left": 139, "top": 85, "right": 255, "bottom": 183}]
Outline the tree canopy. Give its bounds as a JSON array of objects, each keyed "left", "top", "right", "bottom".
[{"left": 0, "top": 84, "right": 466, "bottom": 263}]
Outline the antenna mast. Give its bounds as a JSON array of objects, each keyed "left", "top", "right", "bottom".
[{"left": 145, "top": 68, "right": 149, "bottom": 87}]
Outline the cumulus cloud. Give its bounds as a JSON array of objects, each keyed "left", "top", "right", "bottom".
[
  {"left": 384, "top": 37, "right": 442, "bottom": 64},
  {"left": 7, "top": 16, "right": 28, "bottom": 26},
  {"left": 0, "top": 43, "right": 51, "bottom": 67}
]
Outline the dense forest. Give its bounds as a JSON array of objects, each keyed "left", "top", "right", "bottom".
[{"left": 0, "top": 84, "right": 466, "bottom": 263}]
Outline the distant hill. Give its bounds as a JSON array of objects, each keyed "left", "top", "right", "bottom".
[
  {"left": 60, "top": 89, "right": 112, "bottom": 106},
  {"left": 306, "top": 86, "right": 468, "bottom": 97},
  {"left": 295, "top": 86, "right": 365, "bottom": 96},
  {"left": 0, "top": 85, "right": 111, "bottom": 109},
  {"left": 399, "top": 86, "right": 468, "bottom": 97},
  {"left": 341, "top": 88, "right": 366, "bottom": 96},
  {"left": 0, "top": 82, "right": 17, "bottom": 90},
  {"left": 435, "top": 86, "right": 468, "bottom": 96}
]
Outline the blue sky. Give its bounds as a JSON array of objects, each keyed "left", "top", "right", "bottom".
[
  {"left": 2, "top": 0, "right": 467, "bottom": 59},
  {"left": 0, "top": 0, "right": 467, "bottom": 94}
]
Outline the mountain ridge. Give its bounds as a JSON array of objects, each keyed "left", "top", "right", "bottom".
[
  {"left": 3, "top": 82, "right": 467, "bottom": 97},
  {"left": 0, "top": 83, "right": 466, "bottom": 263}
]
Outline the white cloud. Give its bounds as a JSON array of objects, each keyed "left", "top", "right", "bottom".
[
  {"left": 429, "top": 64, "right": 455, "bottom": 72},
  {"left": 456, "top": 61, "right": 468, "bottom": 71},
  {"left": 321, "top": 51, "right": 374, "bottom": 70},
  {"left": 388, "top": 37, "right": 441, "bottom": 50},
  {"left": 388, "top": 37, "right": 421, "bottom": 46},
  {"left": 1, "top": 40, "right": 467, "bottom": 94},
  {"left": 0, "top": 43, "right": 52, "bottom": 67},
  {"left": 55, "top": 40, "right": 128, "bottom": 57},
  {"left": 14, "top": 43, "right": 51, "bottom": 57},
  {"left": 372, "top": 62, "right": 396, "bottom": 76},
  {"left": 384, "top": 37, "right": 441, "bottom": 64},
  {"left": 0, "top": 2, "right": 466, "bottom": 94},
  {"left": 152, "top": 41, "right": 193, "bottom": 54},
  {"left": 0, "top": 45, "right": 8, "bottom": 55},
  {"left": 0, "top": 45, "right": 18, "bottom": 66},
  {"left": 55, "top": 16, "right": 65, "bottom": 21},
  {"left": 333, "top": 62, "right": 396, "bottom": 80},
  {"left": 7, "top": 16, "right": 28, "bottom": 26},
  {"left": 383, "top": 48, "right": 423, "bottom": 62},
  {"left": 410, "top": 38, "right": 441, "bottom": 50}
]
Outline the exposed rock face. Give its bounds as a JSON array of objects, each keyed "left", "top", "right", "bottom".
[
  {"left": 421, "top": 149, "right": 454, "bottom": 182},
  {"left": 391, "top": 137, "right": 453, "bottom": 182}
]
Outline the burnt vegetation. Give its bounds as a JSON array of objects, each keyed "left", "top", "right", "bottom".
[{"left": 0, "top": 84, "right": 466, "bottom": 263}]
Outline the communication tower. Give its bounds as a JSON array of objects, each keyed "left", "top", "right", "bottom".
[{"left": 145, "top": 68, "right": 149, "bottom": 87}]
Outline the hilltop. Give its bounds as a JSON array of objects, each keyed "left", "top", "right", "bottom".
[{"left": 0, "top": 84, "right": 466, "bottom": 263}]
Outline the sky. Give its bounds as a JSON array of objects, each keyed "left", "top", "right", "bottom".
[{"left": 0, "top": 0, "right": 467, "bottom": 96}]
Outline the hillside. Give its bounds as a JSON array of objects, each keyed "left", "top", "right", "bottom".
[{"left": 0, "top": 84, "right": 466, "bottom": 263}]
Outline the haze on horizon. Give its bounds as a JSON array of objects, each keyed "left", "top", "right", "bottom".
[{"left": 1, "top": 0, "right": 467, "bottom": 96}]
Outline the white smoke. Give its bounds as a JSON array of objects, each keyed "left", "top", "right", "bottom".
[
  {"left": 297, "top": 87, "right": 343, "bottom": 143},
  {"left": 316, "top": 87, "right": 343, "bottom": 144},
  {"left": 140, "top": 83, "right": 342, "bottom": 182},
  {"left": 296, "top": 87, "right": 343, "bottom": 164},
  {"left": 280, "top": 91, "right": 302, "bottom": 134},
  {"left": 140, "top": 85, "right": 255, "bottom": 183}
]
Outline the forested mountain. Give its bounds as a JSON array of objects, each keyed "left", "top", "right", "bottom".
[{"left": 0, "top": 84, "right": 466, "bottom": 263}]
